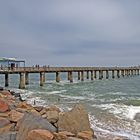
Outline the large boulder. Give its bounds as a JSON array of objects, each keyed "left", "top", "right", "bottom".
[
  {"left": 58, "top": 104, "right": 91, "bottom": 134},
  {"left": 16, "top": 113, "right": 57, "bottom": 140},
  {"left": 0, "top": 99, "right": 9, "bottom": 113},
  {"left": 8, "top": 110, "right": 24, "bottom": 122},
  {"left": 46, "top": 110, "right": 59, "bottom": 123},
  {"left": 0, "top": 132, "right": 16, "bottom": 140},
  {"left": 134, "top": 113, "right": 140, "bottom": 122},
  {"left": 0, "top": 123, "right": 15, "bottom": 135},
  {"left": 77, "top": 130, "right": 94, "bottom": 140},
  {"left": 0, "top": 117, "right": 10, "bottom": 128},
  {"left": 26, "top": 129, "right": 54, "bottom": 140}
]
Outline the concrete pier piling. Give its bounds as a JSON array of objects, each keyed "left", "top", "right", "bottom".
[
  {"left": 87, "top": 71, "right": 89, "bottom": 79},
  {"left": 117, "top": 70, "right": 120, "bottom": 78},
  {"left": 40, "top": 72, "right": 45, "bottom": 86},
  {"left": 19, "top": 73, "right": 25, "bottom": 89},
  {"left": 91, "top": 71, "right": 93, "bottom": 80},
  {"left": 0, "top": 66, "right": 139, "bottom": 89},
  {"left": 94, "top": 71, "right": 97, "bottom": 79},
  {"left": 69, "top": 72, "right": 73, "bottom": 83},
  {"left": 112, "top": 70, "right": 115, "bottom": 79},
  {"left": 81, "top": 71, "right": 84, "bottom": 81},
  {"left": 56, "top": 72, "right": 60, "bottom": 82},
  {"left": 78, "top": 72, "right": 80, "bottom": 80},
  {"left": 25, "top": 72, "right": 29, "bottom": 85},
  {"left": 106, "top": 70, "right": 109, "bottom": 79},
  {"left": 5, "top": 73, "right": 9, "bottom": 87}
]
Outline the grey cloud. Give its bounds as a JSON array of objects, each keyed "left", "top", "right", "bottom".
[{"left": 0, "top": 0, "right": 140, "bottom": 66}]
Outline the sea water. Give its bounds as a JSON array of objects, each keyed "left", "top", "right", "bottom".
[{"left": 0, "top": 72, "right": 140, "bottom": 139}]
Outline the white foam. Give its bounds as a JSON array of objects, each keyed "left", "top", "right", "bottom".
[
  {"left": 48, "top": 90, "right": 67, "bottom": 94},
  {"left": 92, "top": 103, "right": 140, "bottom": 121}
]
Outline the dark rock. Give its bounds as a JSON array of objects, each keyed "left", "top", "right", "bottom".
[{"left": 16, "top": 112, "right": 57, "bottom": 140}]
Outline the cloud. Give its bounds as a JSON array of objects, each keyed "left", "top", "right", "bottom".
[{"left": 0, "top": 0, "right": 140, "bottom": 66}]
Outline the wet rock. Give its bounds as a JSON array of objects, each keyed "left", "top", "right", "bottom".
[
  {"left": 16, "top": 113, "right": 57, "bottom": 140},
  {"left": 0, "top": 99, "right": 9, "bottom": 113},
  {"left": 0, "top": 123, "right": 15, "bottom": 135},
  {"left": 46, "top": 105, "right": 61, "bottom": 113},
  {"left": 46, "top": 110, "right": 59, "bottom": 123},
  {"left": 26, "top": 129, "right": 54, "bottom": 140},
  {"left": 77, "top": 130, "right": 94, "bottom": 140},
  {"left": 58, "top": 104, "right": 91, "bottom": 134},
  {"left": 53, "top": 132, "right": 67, "bottom": 140},
  {"left": 16, "top": 101, "right": 32, "bottom": 109},
  {"left": 8, "top": 110, "right": 24, "bottom": 122},
  {"left": 34, "top": 106, "right": 44, "bottom": 112},
  {"left": 134, "top": 113, "right": 140, "bottom": 122},
  {"left": 0, "top": 117, "right": 10, "bottom": 128},
  {"left": 59, "top": 131, "right": 75, "bottom": 137}
]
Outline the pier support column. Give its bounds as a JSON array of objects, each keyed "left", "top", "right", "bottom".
[
  {"left": 134, "top": 70, "right": 137, "bottom": 75},
  {"left": 91, "top": 71, "right": 93, "bottom": 80},
  {"left": 43, "top": 73, "right": 46, "bottom": 83},
  {"left": 5, "top": 74, "right": 9, "bottom": 87},
  {"left": 56, "top": 72, "right": 60, "bottom": 82},
  {"left": 87, "top": 71, "right": 89, "bottom": 79},
  {"left": 67, "top": 72, "right": 70, "bottom": 81},
  {"left": 131, "top": 70, "right": 134, "bottom": 76},
  {"left": 69, "top": 72, "right": 73, "bottom": 83},
  {"left": 106, "top": 70, "right": 109, "bottom": 79},
  {"left": 117, "top": 70, "right": 120, "bottom": 78},
  {"left": 94, "top": 71, "right": 97, "bottom": 79},
  {"left": 137, "top": 69, "right": 139, "bottom": 75},
  {"left": 81, "top": 71, "right": 84, "bottom": 81},
  {"left": 25, "top": 73, "right": 29, "bottom": 85},
  {"left": 19, "top": 73, "right": 25, "bottom": 89},
  {"left": 112, "top": 70, "right": 115, "bottom": 79},
  {"left": 121, "top": 70, "right": 124, "bottom": 77},
  {"left": 40, "top": 72, "right": 45, "bottom": 86},
  {"left": 78, "top": 72, "right": 80, "bottom": 80},
  {"left": 99, "top": 70, "right": 103, "bottom": 80}
]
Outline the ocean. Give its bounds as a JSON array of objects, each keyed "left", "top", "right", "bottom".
[{"left": 0, "top": 72, "right": 140, "bottom": 139}]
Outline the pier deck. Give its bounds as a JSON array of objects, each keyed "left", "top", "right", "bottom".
[{"left": 0, "top": 66, "right": 139, "bottom": 89}]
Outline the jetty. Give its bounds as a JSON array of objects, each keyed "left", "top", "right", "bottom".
[{"left": 0, "top": 66, "right": 140, "bottom": 89}]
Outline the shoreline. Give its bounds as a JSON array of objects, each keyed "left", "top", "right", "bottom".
[{"left": 0, "top": 88, "right": 133, "bottom": 140}]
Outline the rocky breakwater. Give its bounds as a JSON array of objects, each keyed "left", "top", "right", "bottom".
[
  {"left": 0, "top": 88, "right": 95, "bottom": 140},
  {"left": 0, "top": 88, "right": 129, "bottom": 140}
]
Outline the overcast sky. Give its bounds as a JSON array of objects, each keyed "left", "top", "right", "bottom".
[{"left": 0, "top": 0, "right": 140, "bottom": 66}]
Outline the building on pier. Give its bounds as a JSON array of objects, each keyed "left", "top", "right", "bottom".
[{"left": 0, "top": 57, "right": 25, "bottom": 69}]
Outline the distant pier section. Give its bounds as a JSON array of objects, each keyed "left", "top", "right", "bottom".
[{"left": 0, "top": 60, "right": 140, "bottom": 89}]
